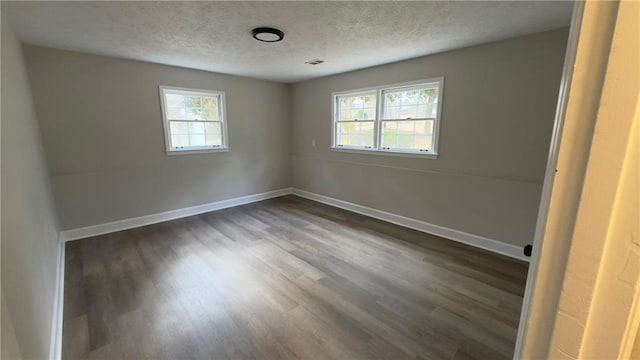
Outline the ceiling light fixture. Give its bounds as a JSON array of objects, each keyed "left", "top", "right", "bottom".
[{"left": 251, "top": 27, "right": 284, "bottom": 42}]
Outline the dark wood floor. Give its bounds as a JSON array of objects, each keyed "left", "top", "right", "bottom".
[{"left": 63, "top": 195, "right": 528, "bottom": 360}]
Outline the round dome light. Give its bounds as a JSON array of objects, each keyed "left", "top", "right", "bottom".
[{"left": 251, "top": 27, "right": 284, "bottom": 42}]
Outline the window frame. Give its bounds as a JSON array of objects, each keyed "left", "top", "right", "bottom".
[
  {"left": 333, "top": 89, "right": 378, "bottom": 150},
  {"left": 159, "top": 85, "right": 229, "bottom": 155},
  {"left": 331, "top": 78, "right": 444, "bottom": 159}
]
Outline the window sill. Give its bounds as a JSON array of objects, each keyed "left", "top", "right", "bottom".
[
  {"left": 166, "top": 148, "right": 229, "bottom": 156},
  {"left": 330, "top": 147, "right": 438, "bottom": 159}
]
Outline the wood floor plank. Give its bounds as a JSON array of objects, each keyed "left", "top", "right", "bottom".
[{"left": 63, "top": 195, "right": 528, "bottom": 359}]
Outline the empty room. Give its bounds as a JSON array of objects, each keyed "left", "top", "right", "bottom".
[{"left": 2, "top": 1, "right": 639, "bottom": 360}]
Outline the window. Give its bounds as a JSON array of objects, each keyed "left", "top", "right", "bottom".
[
  {"left": 334, "top": 91, "right": 377, "bottom": 149},
  {"left": 332, "top": 78, "right": 443, "bottom": 157},
  {"left": 159, "top": 86, "right": 228, "bottom": 154}
]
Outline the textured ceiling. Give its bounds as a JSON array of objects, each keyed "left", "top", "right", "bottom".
[{"left": 2, "top": 1, "right": 573, "bottom": 83}]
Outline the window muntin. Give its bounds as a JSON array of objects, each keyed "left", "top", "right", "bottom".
[
  {"left": 381, "top": 119, "right": 434, "bottom": 151},
  {"left": 159, "top": 86, "right": 228, "bottom": 153},
  {"left": 334, "top": 92, "right": 377, "bottom": 149},
  {"left": 381, "top": 85, "right": 439, "bottom": 120},
  {"left": 332, "top": 79, "right": 443, "bottom": 156},
  {"left": 380, "top": 83, "right": 439, "bottom": 153}
]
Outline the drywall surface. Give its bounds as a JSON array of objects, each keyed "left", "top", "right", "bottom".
[
  {"left": 517, "top": 2, "right": 620, "bottom": 357},
  {"left": 23, "top": 46, "right": 291, "bottom": 230},
  {"left": 633, "top": 327, "right": 640, "bottom": 360},
  {"left": 291, "top": 29, "right": 568, "bottom": 248},
  {"left": 0, "top": 295, "right": 22, "bottom": 359},
  {"left": 1, "top": 17, "right": 61, "bottom": 360},
  {"left": 548, "top": 1, "right": 639, "bottom": 357},
  {"left": 1, "top": 293, "right": 22, "bottom": 359}
]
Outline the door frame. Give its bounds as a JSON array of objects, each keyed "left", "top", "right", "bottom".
[{"left": 513, "top": 0, "right": 632, "bottom": 358}]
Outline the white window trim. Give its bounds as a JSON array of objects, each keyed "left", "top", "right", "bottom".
[
  {"left": 159, "top": 85, "right": 229, "bottom": 155},
  {"left": 329, "top": 147, "right": 438, "bottom": 159},
  {"left": 331, "top": 77, "right": 444, "bottom": 159}
]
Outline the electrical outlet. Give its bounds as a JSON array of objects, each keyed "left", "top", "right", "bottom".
[{"left": 311, "top": 139, "right": 316, "bottom": 147}]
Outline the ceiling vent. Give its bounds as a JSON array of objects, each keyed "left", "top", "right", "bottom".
[{"left": 305, "top": 59, "right": 325, "bottom": 65}]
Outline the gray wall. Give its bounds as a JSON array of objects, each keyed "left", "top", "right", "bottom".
[
  {"left": 1, "top": 18, "right": 61, "bottom": 360},
  {"left": 1, "top": 294, "right": 22, "bottom": 359},
  {"left": 20, "top": 29, "right": 566, "bottom": 249},
  {"left": 291, "top": 29, "right": 568, "bottom": 248},
  {"left": 23, "top": 46, "right": 292, "bottom": 230}
]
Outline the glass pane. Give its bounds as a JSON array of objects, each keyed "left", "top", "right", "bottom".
[
  {"left": 204, "top": 122, "right": 222, "bottom": 146},
  {"left": 383, "top": 105, "right": 401, "bottom": 120},
  {"left": 381, "top": 120, "right": 434, "bottom": 151},
  {"left": 186, "top": 108, "right": 203, "bottom": 120},
  {"left": 337, "top": 93, "right": 377, "bottom": 121},
  {"left": 203, "top": 96, "right": 220, "bottom": 120},
  {"left": 203, "top": 96, "right": 218, "bottom": 107},
  {"left": 349, "top": 109, "right": 363, "bottom": 120},
  {"left": 189, "top": 134, "right": 206, "bottom": 146},
  {"left": 336, "top": 121, "right": 374, "bottom": 147},
  {"left": 204, "top": 122, "right": 221, "bottom": 134},
  {"left": 414, "top": 136, "right": 433, "bottom": 150},
  {"left": 339, "top": 109, "right": 349, "bottom": 121},
  {"left": 184, "top": 96, "right": 202, "bottom": 107},
  {"left": 347, "top": 134, "right": 357, "bottom": 146},
  {"left": 427, "top": 102, "right": 438, "bottom": 118},
  {"left": 189, "top": 122, "right": 205, "bottom": 134},
  {"left": 171, "top": 135, "right": 189, "bottom": 148},
  {"left": 167, "top": 107, "right": 186, "bottom": 120},
  {"left": 341, "top": 122, "right": 356, "bottom": 132},
  {"left": 381, "top": 121, "right": 398, "bottom": 148},
  {"left": 170, "top": 121, "right": 224, "bottom": 148},
  {"left": 206, "top": 134, "right": 222, "bottom": 146},
  {"left": 169, "top": 121, "right": 189, "bottom": 135},
  {"left": 165, "top": 94, "right": 184, "bottom": 107},
  {"left": 382, "top": 86, "right": 439, "bottom": 120},
  {"left": 203, "top": 107, "right": 219, "bottom": 121}
]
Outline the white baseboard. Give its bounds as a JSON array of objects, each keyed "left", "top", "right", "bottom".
[
  {"left": 59, "top": 186, "right": 526, "bottom": 262},
  {"left": 291, "top": 188, "right": 528, "bottom": 262},
  {"left": 60, "top": 188, "right": 293, "bottom": 242},
  {"left": 49, "top": 239, "right": 65, "bottom": 360},
  {"left": 47, "top": 188, "right": 526, "bottom": 359}
]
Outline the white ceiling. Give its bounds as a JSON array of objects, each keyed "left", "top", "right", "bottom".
[{"left": 2, "top": 1, "right": 573, "bottom": 83}]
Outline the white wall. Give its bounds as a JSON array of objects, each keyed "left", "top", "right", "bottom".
[
  {"left": 1, "top": 17, "right": 61, "bottom": 360},
  {"left": 291, "top": 29, "right": 568, "bottom": 249},
  {"left": 23, "top": 46, "right": 292, "bottom": 230}
]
